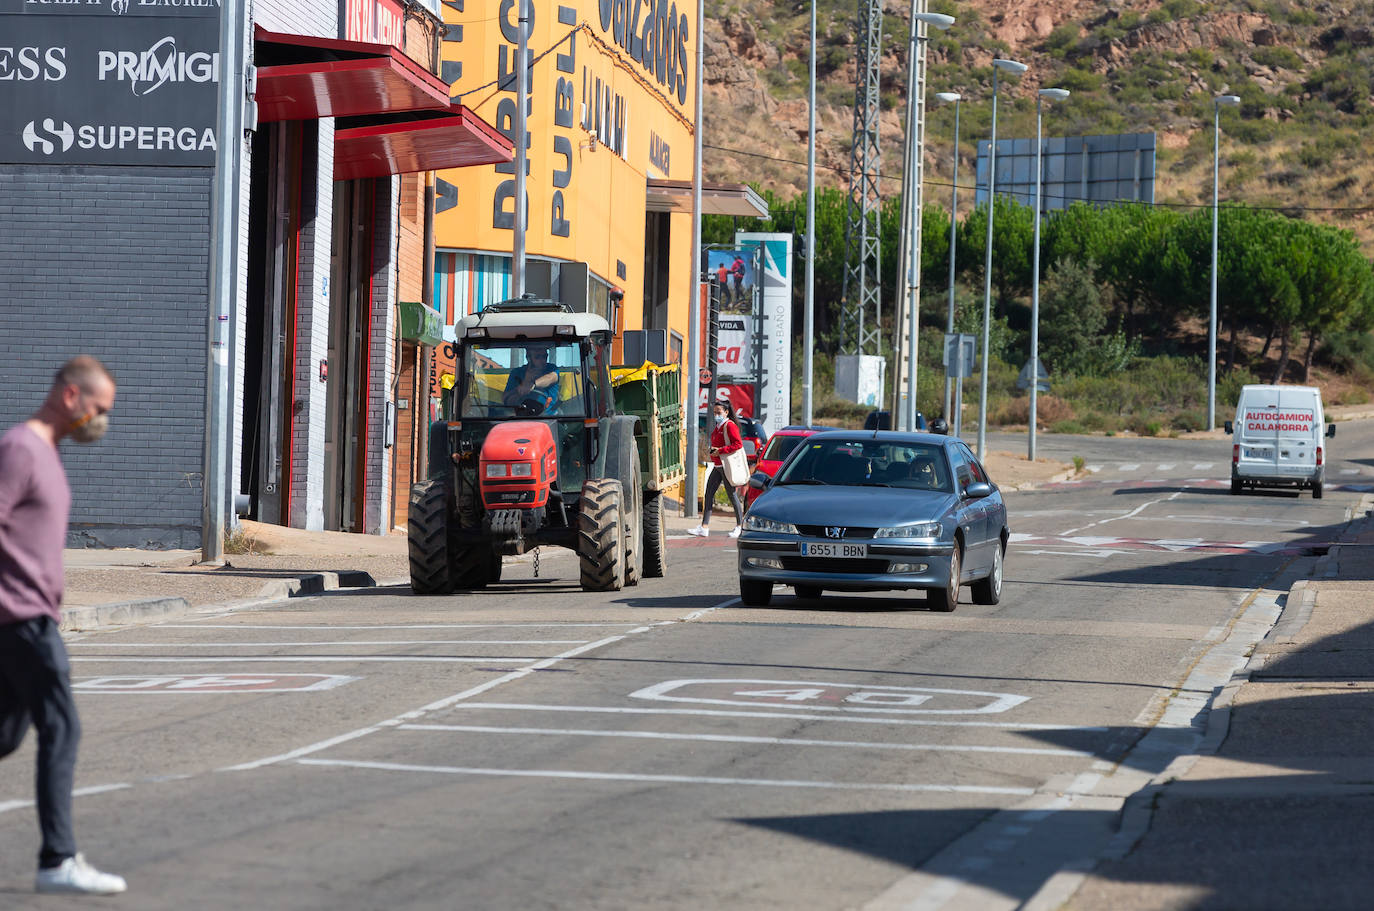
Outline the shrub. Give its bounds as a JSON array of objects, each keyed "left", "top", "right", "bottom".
[{"left": 1051, "top": 420, "right": 1090, "bottom": 435}]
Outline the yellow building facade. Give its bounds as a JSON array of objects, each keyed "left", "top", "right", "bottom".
[{"left": 435, "top": 0, "right": 703, "bottom": 366}]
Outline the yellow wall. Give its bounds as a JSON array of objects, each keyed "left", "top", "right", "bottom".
[{"left": 437, "top": 0, "right": 698, "bottom": 336}]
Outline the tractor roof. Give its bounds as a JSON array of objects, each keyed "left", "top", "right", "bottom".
[{"left": 456, "top": 297, "right": 611, "bottom": 341}]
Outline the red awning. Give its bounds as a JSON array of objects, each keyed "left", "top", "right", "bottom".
[
  {"left": 254, "top": 27, "right": 451, "bottom": 122},
  {"left": 333, "top": 105, "right": 512, "bottom": 181}
]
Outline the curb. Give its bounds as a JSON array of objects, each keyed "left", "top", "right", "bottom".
[{"left": 60, "top": 570, "right": 388, "bottom": 631}]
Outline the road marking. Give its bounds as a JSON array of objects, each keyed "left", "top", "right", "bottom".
[
  {"left": 296, "top": 757, "right": 1037, "bottom": 796},
  {"left": 1117, "top": 463, "right": 1140, "bottom": 472},
  {"left": 0, "top": 783, "right": 130, "bottom": 816},
  {"left": 1156, "top": 463, "right": 1176, "bottom": 471},
  {"left": 72, "top": 656, "right": 533, "bottom": 664},
  {"left": 69, "top": 639, "right": 591, "bottom": 648},
  {"left": 73, "top": 674, "right": 357, "bottom": 693},
  {"left": 1086, "top": 465, "right": 1103, "bottom": 473},
  {"left": 631, "top": 678, "right": 1028, "bottom": 715},
  {"left": 1340, "top": 468, "right": 1360, "bottom": 475},
  {"left": 448, "top": 703, "right": 1105, "bottom": 731},
  {"left": 398, "top": 723, "right": 1092, "bottom": 757},
  {"left": 155, "top": 623, "right": 640, "bottom": 630},
  {"left": 1192, "top": 462, "right": 1214, "bottom": 470},
  {"left": 220, "top": 634, "right": 635, "bottom": 772}
]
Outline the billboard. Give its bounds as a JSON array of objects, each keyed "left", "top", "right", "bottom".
[
  {"left": 0, "top": 3, "right": 220, "bottom": 167},
  {"left": 975, "top": 132, "right": 1156, "bottom": 213},
  {"left": 735, "top": 232, "right": 792, "bottom": 437}
]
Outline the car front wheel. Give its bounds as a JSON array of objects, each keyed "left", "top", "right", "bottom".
[
  {"left": 740, "top": 578, "right": 773, "bottom": 607},
  {"left": 971, "top": 539, "right": 1004, "bottom": 605},
  {"left": 927, "top": 543, "right": 961, "bottom": 612}
]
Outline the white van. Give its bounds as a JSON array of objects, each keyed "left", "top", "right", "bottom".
[{"left": 1224, "top": 384, "right": 1335, "bottom": 498}]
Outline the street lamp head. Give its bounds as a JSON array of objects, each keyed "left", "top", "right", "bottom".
[
  {"left": 934, "top": 92, "right": 962, "bottom": 103},
  {"left": 1215, "top": 94, "right": 1241, "bottom": 107},
  {"left": 992, "top": 58, "right": 1029, "bottom": 75},
  {"left": 913, "top": 11, "right": 955, "bottom": 30},
  {"left": 1038, "top": 88, "right": 1071, "bottom": 102}
]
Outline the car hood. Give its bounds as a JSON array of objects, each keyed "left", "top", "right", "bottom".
[{"left": 751, "top": 484, "right": 957, "bottom": 526}]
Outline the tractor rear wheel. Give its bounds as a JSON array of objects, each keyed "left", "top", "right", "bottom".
[
  {"left": 408, "top": 481, "right": 453, "bottom": 594},
  {"left": 578, "top": 478, "right": 625, "bottom": 592},
  {"left": 642, "top": 490, "right": 667, "bottom": 578}
]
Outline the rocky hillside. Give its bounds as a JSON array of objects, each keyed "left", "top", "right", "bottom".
[{"left": 701, "top": 0, "right": 1374, "bottom": 251}]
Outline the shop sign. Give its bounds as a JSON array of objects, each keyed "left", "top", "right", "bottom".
[
  {"left": 341, "top": 0, "right": 406, "bottom": 50},
  {"left": 0, "top": 13, "right": 218, "bottom": 166},
  {"left": 3, "top": 0, "right": 220, "bottom": 17}
]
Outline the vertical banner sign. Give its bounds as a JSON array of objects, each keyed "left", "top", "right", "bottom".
[
  {"left": 0, "top": 0, "right": 220, "bottom": 167},
  {"left": 735, "top": 232, "right": 793, "bottom": 437},
  {"left": 342, "top": 0, "right": 407, "bottom": 49}
]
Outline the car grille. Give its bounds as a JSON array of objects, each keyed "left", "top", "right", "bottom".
[
  {"left": 795, "top": 526, "right": 877, "bottom": 539},
  {"left": 780, "top": 557, "right": 889, "bottom": 574}
]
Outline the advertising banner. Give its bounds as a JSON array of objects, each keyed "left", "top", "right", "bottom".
[
  {"left": 342, "top": 0, "right": 406, "bottom": 49},
  {"left": 735, "top": 232, "right": 793, "bottom": 437},
  {"left": 0, "top": 4, "right": 219, "bottom": 166}
]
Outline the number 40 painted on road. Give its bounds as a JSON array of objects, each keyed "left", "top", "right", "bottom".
[{"left": 630, "top": 679, "right": 1028, "bottom": 715}]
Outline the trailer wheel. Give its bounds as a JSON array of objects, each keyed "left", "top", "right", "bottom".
[
  {"left": 408, "top": 481, "right": 453, "bottom": 595},
  {"left": 578, "top": 478, "right": 625, "bottom": 592},
  {"left": 642, "top": 490, "right": 667, "bottom": 578}
]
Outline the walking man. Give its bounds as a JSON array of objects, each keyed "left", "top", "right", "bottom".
[{"left": 0, "top": 355, "right": 126, "bottom": 895}]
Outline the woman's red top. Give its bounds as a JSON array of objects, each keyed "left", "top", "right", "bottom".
[{"left": 709, "top": 418, "right": 743, "bottom": 465}]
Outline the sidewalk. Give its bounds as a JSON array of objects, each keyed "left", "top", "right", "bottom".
[
  {"left": 60, "top": 520, "right": 411, "bottom": 630},
  {"left": 1062, "top": 494, "right": 1374, "bottom": 909}
]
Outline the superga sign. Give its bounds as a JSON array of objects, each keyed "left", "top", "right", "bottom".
[{"left": 0, "top": 5, "right": 218, "bottom": 166}]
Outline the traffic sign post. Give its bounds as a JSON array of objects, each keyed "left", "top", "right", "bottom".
[
  {"left": 943, "top": 333, "right": 976, "bottom": 439},
  {"left": 1016, "top": 358, "right": 1051, "bottom": 394}
]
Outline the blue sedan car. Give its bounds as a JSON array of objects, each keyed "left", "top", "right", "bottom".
[{"left": 736, "top": 430, "right": 1008, "bottom": 610}]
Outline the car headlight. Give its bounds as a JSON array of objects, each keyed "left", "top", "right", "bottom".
[
  {"left": 744, "top": 514, "right": 798, "bottom": 534},
  {"left": 875, "top": 522, "right": 942, "bottom": 538}
]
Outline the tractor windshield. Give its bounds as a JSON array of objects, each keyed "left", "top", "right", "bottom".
[{"left": 461, "top": 341, "right": 587, "bottom": 419}]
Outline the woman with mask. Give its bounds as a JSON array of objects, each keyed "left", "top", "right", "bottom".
[{"left": 688, "top": 400, "right": 745, "bottom": 538}]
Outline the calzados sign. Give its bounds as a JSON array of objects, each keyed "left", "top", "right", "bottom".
[{"left": 1244, "top": 409, "right": 1313, "bottom": 432}]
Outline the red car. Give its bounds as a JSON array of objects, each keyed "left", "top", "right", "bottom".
[{"left": 743, "top": 424, "right": 837, "bottom": 508}]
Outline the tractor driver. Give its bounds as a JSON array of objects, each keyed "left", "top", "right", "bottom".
[{"left": 502, "top": 345, "right": 560, "bottom": 415}]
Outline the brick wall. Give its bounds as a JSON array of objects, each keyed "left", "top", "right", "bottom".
[{"left": 0, "top": 166, "right": 212, "bottom": 549}]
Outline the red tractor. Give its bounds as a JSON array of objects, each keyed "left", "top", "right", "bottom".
[{"left": 408, "top": 297, "right": 682, "bottom": 593}]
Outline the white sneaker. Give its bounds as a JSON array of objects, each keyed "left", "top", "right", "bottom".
[
  {"left": 36, "top": 854, "right": 127, "bottom": 894},
  {"left": 686, "top": 525, "right": 709, "bottom": 537},
  {"left": 728, "top": 526, "right": 742, "bottom": 538}
]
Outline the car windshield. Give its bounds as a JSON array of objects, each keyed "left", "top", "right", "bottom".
[
  {"left": 761, "top": 434, "right": 807, "bottom": 463},
  {"left": 775, "top": 438, "right": 952, "bottom": 492},
  {"left": 460, "top": 342, "right": 585, "bottom": 418}
]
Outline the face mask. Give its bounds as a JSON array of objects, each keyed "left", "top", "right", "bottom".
[
  {"left": 68, "top": 396, "right": 110, "bottom": 443},
  {"left": 713, "top": 414, "right": 727, "bottom": 427}
]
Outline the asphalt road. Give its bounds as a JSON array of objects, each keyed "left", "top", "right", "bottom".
[{"left": 3, "top": 424, "right": 1371, "bottom": 910}]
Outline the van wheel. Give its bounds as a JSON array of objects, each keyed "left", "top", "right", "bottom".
[
  {"left": 1230, "top": 478, "right": 1242, "bottom": 495},
  {"left": 1313, "top": 480, "right": 1323, "bottom": 499}
]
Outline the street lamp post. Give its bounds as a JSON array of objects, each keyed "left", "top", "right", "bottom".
[
  {"left": 934, "top": 91, "right": 960, "bottom": 436},
  {"left": 977, "top": 57, "right": 1027, "bottom": 459},
  {"left": 1028, "top": 87, "right": 1069, "bottom": 462},
  {"left": 1209, "top": 93, "right": 1241, "bottom": 432},
  {"left": 802, "top": 0, "right": 817, "bottom": 425},
  {"left": 897, "top": 10, "right": 955, "bottom": 431}
]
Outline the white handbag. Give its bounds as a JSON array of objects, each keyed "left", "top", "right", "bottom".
[{"left": 721, "top": 447, "right": 749, "bottom": 486}]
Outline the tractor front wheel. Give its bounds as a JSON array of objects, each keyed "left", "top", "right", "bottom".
[
  {"left": 578, "top": 478, "right": 626, "bottom": 592},
  {"left": 408, "top": 481, "right": 453, "bottom": 595}
]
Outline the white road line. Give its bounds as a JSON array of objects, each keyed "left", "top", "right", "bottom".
[
  {"left": 0, "top": 783, "right": 130, "bottom": 816},
  {"left": 1192, "top": 463, "right": 1214, "bottom": 470},
  {"left": 398, "top": 723, "right": 1093, "bottom": 757},
  {"left": 296, "top": 757, "right": 1037, "bottom": 796},
  {"left": 1156, "top": 463, "right": 1176, "bottom": 471},
  {"left": 1340, "top": 468, "right": 1360, "bottom": 475},
  {"left": 68, "top": 640, "right": 591, "bottom": 648},
  {"left": 219, "top": 635, "right": 633, "bottom": 772},
  {"left": 1086, "top": 465, "right": 1103, "bottom": 473},
  {"left": 1117, "top": 463, "right": 1140, "bottom": 472},
  {"left": 155, "top": 623, "right": 640, "bottom": 630},
  {"left": 448, "top": 702, "right": 1108, "bottom": 731},
  {"left": 1061, "top": 489, "right": 1182, "bottom": 536},
  {"left": 72, "top": 656, "right": 533, "bottom": 664}
]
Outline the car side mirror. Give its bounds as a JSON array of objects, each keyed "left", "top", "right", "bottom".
[
  {"left": 963, "top": 481, "right": 993, "bottom": 499},
  {"left": 748, "top": 471, "right": 771, "bottom": 491},
  {"left": 1223, "top": 421, "right": 1233, "bottom": 435},
  {"left": 1326, "top": 423, "right": 1336, "bottom": 439}
]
